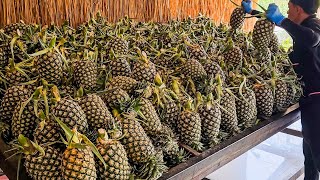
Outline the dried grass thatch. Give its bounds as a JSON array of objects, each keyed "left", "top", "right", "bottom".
[{"left": 0, "top": 0, "right": 257, "bottom": 30}]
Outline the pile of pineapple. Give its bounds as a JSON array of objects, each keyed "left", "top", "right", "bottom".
[{"left": 0, "top": 11, "right": 301, "bottom": 180}]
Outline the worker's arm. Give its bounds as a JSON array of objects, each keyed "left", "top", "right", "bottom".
[
  {"left": 267, "top": 3, "right": 320, "bottom": 47},
  {"left": 281, "top": 19, "right": 320, "bottom": 47}
]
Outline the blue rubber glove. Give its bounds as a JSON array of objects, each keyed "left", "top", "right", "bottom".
[
  {"left": 241, "top": 0, "right": 253, "bottom": 14},
  {"left": 266, "top": 3, "right": 286, "bottom": 25}
]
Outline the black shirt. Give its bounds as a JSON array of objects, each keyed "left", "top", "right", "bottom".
[
  {"left": 281, "top": 15, "right": 320, "bottom": 95},
  {"left": 250, "top": 11, "right": 320, "bottom": 96}
]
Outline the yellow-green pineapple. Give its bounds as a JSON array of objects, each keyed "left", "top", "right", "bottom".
[
  {"left": 253, "top": 83, "right": 274, "bottom": 117},
  {"left": 96, "top": 129, "right": 131, "bottom": 180},
  {"left": 80, "top": 94, "right": 115, "bottom": 130},
  {"left": 198, "top": 93, "right": 221, "bottom": 146},
  {"left": 178, "top": 100, "right": 203, "bottom": 151},
  {"left": 14, "top": 135, "right": 62, "bottom": 180}
]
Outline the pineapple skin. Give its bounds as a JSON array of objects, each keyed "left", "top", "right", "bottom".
[
  {"left": 230, "top": 7, "right": 245, "bottom": 30},
  {"left": 178, "top": 110, "right": 202, "bottom": 149},
  {"left": 120, "top": 117, "right": 156, "bottom": 163},
  {"left": 198, "top": 103, "right": 221, "bottom": 145},
  {"left": 80, "top": 94, "right": 115, "bottom": 130},
  {"left": 25, "top": 146, "right": 62, "bottom": 180},
  {"left": 35, "top": 51, "right": 63, "bottom": 84},
  {"left": 97, "top": 139, "right": 131, "bottom": 180},
  {"left": 73, "top": 60, "right": 98, "bottom": 90},
  {"left": 52, "top": 98, "right": 88, "bottom": 134},
  {"left": 62, "top": 147, "right": 97, "bottom": 180}
]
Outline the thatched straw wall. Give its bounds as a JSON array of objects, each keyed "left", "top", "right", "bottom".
[{"left": 0, "top": 0, "right": 257, "bottom": 30}]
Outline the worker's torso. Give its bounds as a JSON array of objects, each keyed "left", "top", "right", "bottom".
[{"left": 291, "top": 16, "right": 320, "bottom": 96}]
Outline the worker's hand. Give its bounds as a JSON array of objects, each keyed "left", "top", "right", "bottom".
[
  {"left": 266, "top": 3, "right": 286, "bottom": 25},
  {"left": 242, "top": 0, "right": 253, "bottom": 14}
]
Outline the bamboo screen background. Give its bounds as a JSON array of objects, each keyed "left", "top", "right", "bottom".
[{"left": 0, "top": 0, "right": 258, "bottom": 30}]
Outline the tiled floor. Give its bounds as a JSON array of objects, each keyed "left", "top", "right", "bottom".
[{"left": 206, "top": 120, "right": 305, "bottom": 180}]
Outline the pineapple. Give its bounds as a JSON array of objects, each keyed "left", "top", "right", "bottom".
[
  {"left": 220, "top": 90, "right": 240, "bottom": 134},
  {"left": 73, "top": 60, "right": 98, "bottom": 90},
  {"left": 5, "top": 59, "right": 31, "bottom": 86},
  {"left": 107, "top": 76, "right": 138, "bottom": 94},
  {"left": 4, "top": 23, "right": 29, "bottom": 36},
  {"left": 282, "top": 82, "right": 295, "bottom": 109},
  {"left": 180, "top": 59, "right": 207, "bottom": 82},
  {"left": 25, "top": 145, "right": 62, "bottom": 180},
  {"left": 137, "top": 98, "right": 163, "bottom": 136},
  {"left": 106, "top": 36, "right": 129, "bottom": 56},
  {"left": 116, "top": 112, "right": 167, "bottom": 179},
  {"left": 56, "top": 118, "right": 106, "bottom": 180},
  {"left": 151, "top": 125, "right": 183, "bottom": 166},
  {"left": 79, "top": 94, "right": 115, "bottom": 130},
  {"left": 11, "top": 101, "right": 40, "bottom": 138},
  {"left": 236, "top": 88, "right": 257, "bottom": 128},
  {"left": 0, "top": 85, "right": 31, "bottom": 124},
  {"left": 153, "top": 48, "right": 181, "bottom": 68},
  {"left": 100, "top": 88, "right": 131, "bottom": 108},
  {"left": 62, "top": 138, "right": 97, "bottom": 180},
  {"left": 52, "top": 98, "right": 88, "bottom": 134},
  {"left": 230, "top": 7, "right": 245, "bottom": 30},
  {"left": 203, "top": 61, "right": 226, "bottom": 83},
  {"left": 33, "top": 119, "right": 61, "bottom": 146},
  {"left": 5, "top": 69, "right": 29, "bottom": 86},
  {"left": 96, "top": 129, "right": 131, "bottom": 180},
  {"left": 187, "top": 44, "right": 207, "bottom": 61},
  {"left": 2, "top": 39, "right": 28, "bottom": 61},
  {"left": 0, "top": 122, "right": 13, "bottom": 144},
  {"left": 131, "top": 51, "right": 157, "bottom": 83},
  {"left": 256, "top": 48, "right": 272, "bottom": 63},
  {"left": 252, "top": 19, "right": 275, "bottom": 51},
  {"left": 274, "top": 80, "right": 288, "bottom": 112},
  {"left": 161, "top": 98, "right": 180, "bottom": 133},
  {"left": 119, "top": 114, "right": 155, "bottom": 163},
  {"left": 15, "top": 135, "right": 62, "bottom": 180},
  {"left": 35, "top": 51, "right": 63, "bottom": 84},
  {"left": 59, "top": 85, "right": 76, "bottom": 98},
  {"left": 109, "top": 57, "right": 131, "bottom": 77},
  {"left": 253, "top": 83, "right": 274, "bottom": 117},
  {"left": 223, "top": 46, "right": 243, "bottom": 68},
  {"left": 178, "top": 101, "right": 203, "bottom": 151},
  {"left": 198, "top": 93, "right": 221, "bottom": 146},
  {"left": 0, "top": 47, "right": 7, "bottom": 67},
  {"left": 269, "top": 33, "right": 279, "bottom": 54}
]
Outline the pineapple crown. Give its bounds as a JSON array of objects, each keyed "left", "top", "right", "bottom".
[
  {"left": 16, "top": 134, "right": 45, "bottom": 156},
  {"left": 133, "top": 47, "right": 150, "bottom": 64},
  {"left": 96, "top": 128, "right": 123, "bottom": 145},
  {"left": 6, "top": 134, "right": 46, "bottom": 180},
  {"left": 151, "top": 74, "right": 180, "bottom": 109},
  {"left": 55, "top": 117, "right": 108, "bottom": 170},
  {"left": 5, "top": 58, "right": 33, "bottom": 79}
]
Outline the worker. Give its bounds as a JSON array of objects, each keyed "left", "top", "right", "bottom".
[{"left": 242, "top": 0, "right": 320, "bottom": 179}]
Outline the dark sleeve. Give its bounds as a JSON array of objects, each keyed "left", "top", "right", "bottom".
[
  {"left": 250, "top": 10, "right": 262, "bottom": 16},
  {"left": 249, "top": 10, "right": 262, "bottom": 18},
  {"left": 281, "top": 19, "right": 320, "bottom": 47}
]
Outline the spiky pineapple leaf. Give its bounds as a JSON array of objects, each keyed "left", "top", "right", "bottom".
[
  {"left": 81, "top": 134, "right": 108, "bottom": 170},
  {"left": 55, "top": 117, "right": 108, "bottom": 170},
  {"left": 55, "top": 117, "right": 80, "bottom": 144},
  {"left": 52, "top": 85, "right": 61, "bottom": 102}
]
